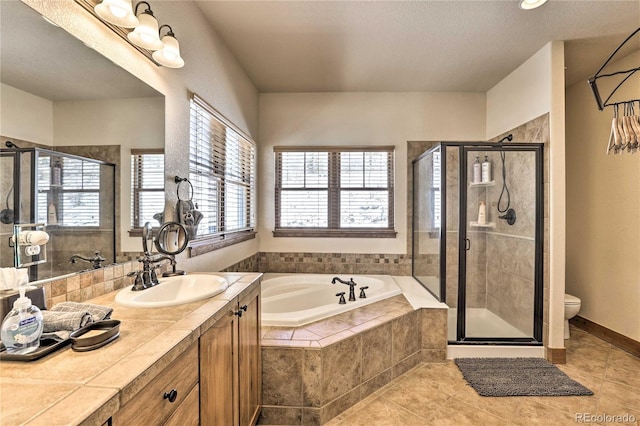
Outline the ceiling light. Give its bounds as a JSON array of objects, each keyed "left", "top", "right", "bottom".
[
  {"left": 152, "top": 25, "right": 185, "bottom": 68},
  {"left": 127, "top": 1, "right": 163, "bottom": 51},
  {"left": 519, "top": 0, "right": 548, "bottom": 10},
  {"left": 94, "top": 0, "right": 139, "bottom": 28}
]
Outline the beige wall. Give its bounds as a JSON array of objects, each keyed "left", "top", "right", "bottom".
[
  {"left": 258, "top": 91, "right": 486, "bottom": 254},
  {"left": 0, "top": 83, "right": 54, "bottom": 145},
  {"left": 24, "top": 0, "right": 260, "bottom": 272},
  {"left": 486, "top": 41, "right": 566, "bottom": 350},
  {"left": 565, "top": 50, "right": 640, "bottom": 341},
  {"left": 54, "top": 97, "right": 164, "bottom": 252}
]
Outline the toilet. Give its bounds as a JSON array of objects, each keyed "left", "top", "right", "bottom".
[{"left": 564, "top": 294, "right": 581, "bottom": 339}]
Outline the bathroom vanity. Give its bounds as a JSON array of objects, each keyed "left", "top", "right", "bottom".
[{"left": 0, "top": 272, "right": 262, "bottom": 425}]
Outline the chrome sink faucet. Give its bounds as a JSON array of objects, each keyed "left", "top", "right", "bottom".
[
  {"left": 331, "top": 277, "right": 357, "bottom": 301},
  {"left": 128, "top": 254, "right": 173, "bottom": 291}
]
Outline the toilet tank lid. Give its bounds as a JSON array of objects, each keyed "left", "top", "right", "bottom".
[{"left": 565, "top": 294, "right": 581, "bottom": 304}]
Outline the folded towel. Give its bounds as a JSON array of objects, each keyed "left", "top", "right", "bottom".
[
  {"left": 42, "top": 310, "right": 93, "bottom": 333},
  {"left": 41, "top": 331, "right": 71, "bottom": 341},
  {"left": 50, "top": 301, "right": 113, "bottom": 321}
]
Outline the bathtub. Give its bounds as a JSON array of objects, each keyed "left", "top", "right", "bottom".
[{"left": 261, "top": 273, "right": 403, "bottom": 327}]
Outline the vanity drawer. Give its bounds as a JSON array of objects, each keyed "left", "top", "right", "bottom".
[
  {"left": 113, "top": 342, "right": 199, "bottom": 425},
  {"left": 164, "top": 384, "right": 199, "bottom": 426}
]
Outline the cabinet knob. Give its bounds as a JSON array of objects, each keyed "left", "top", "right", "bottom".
[
  {"left": 235, "top": 305, "right": 248, "bottom": 317},
  {"left": 163, "top": 389, "right": 178, "bottom": 403}
]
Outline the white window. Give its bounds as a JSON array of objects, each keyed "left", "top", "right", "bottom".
[
  {"left": 37, "top": 155, "right": 101, "bottom": 227},
  {"left": 188, "top": 92, "right": 256, "bottom": 251},
  {"left": 274, "top": 147, "right": 396, "bottom": 238},
  {"left": 131, "top": 150, "right": 165, "bottom": 229}
]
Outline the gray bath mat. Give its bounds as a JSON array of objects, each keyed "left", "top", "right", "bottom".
[{"left": 454, "top": 357, "right": 593, "bottom": 397}]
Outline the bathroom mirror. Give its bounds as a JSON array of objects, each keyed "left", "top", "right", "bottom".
[
  {"left": 0, "top": 1, "right": 165, "bottom": 281},
  {"left": 155, "top": 222, "right": 189, "bottom": 256},
  {"left": 154, "top": 222, "right": 188, "bottom": 277}
]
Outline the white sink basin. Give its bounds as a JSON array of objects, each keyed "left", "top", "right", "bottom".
[{"left": 115, "top": 274, "right": 228, "bottom": 308}]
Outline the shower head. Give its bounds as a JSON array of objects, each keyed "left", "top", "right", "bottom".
[
  {"left": 496, "top": 134, "right": 513, "bottom": 144},
  {"left": 4, "top": 141, "right": 20, "bottom": 148}
]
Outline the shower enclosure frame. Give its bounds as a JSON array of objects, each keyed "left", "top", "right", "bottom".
[
  {"left": 412, "top": 141, "right": 544, "bottom": 345},
  {"left": 1, "top": 147, "right": 117, "bottom": 282}
]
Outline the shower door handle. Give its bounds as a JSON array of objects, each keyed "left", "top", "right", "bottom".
[{"left": 464, "top": 238, "right": 471, "bottom": 251}]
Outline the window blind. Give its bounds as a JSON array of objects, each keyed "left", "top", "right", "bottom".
[
  {"left": 274, "top": 146, "right": 395, "bottom": 236},
  {"left": 131, "top": 150, "right": 164, "bottom": 228},
  {"left": 189, "top": 93, "right": 256, "bottom": 239},
  {"left": 432, "top": 151, "right": 441, "bottom": 229},
  {"left": 36, "top": 155, "right": 101, "bottom": 227}
]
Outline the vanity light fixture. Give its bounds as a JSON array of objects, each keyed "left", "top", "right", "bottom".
[
  {"left": 152, "top": 25, "right": 185, "bottom": 68},
  {"left": 519, "top": 0, "right": 548, "bottom": 10},
  {"left": 127, "top": 1, "right": 163, "bottom": 51},
  {"left": 79, "top": 0, "right": 185, "bottom": 68},
  {"left": 94, "top": 0, "right": 138, "bottom": 28}
]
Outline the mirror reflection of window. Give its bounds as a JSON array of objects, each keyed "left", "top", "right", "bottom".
[
  {"left": 36, "top": 155, "right": 101, "bottom": 227},
  {"left": 131, "top": 150, "right": 165, "bottom": 229},
  {"left": 431, "top": 151, "right": 441, "bottom": 230}
]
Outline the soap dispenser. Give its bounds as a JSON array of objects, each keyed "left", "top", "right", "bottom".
[
  {"left": 472, "top": 156, "right": 481, "bottom": 183},
  {"left": 481, "top": 155, "right": 492, "bottom": 182},
  {"left": 1, "top": 286, "right": 44, "bottom": 354}
]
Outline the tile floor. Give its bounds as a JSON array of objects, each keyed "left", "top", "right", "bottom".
[{"left": 324, "top": 326, "right": 640, "bottom": 425}]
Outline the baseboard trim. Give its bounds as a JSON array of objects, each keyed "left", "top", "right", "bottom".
[
  {"left": 545, "top": 347, "right": 566, "bottom": 364},
  {"left": 570, "top": 316, "right": 640, "bottom": 358}
]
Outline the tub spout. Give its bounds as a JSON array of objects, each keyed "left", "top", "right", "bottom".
[{"left": 331, "top": 277, "right": 357, "bottom": 301}]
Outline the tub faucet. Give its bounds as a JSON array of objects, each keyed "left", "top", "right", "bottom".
[
  {"left": 69, "top": 251, "right": 105, "bottom": 269},
  {"left": 331, "top": 277, "right": 357, "bottom": 301}
]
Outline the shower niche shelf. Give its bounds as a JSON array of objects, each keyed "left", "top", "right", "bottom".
[
  {"left": 469, "top": 221, "right": 496, "bottom": 228},
  {"left": 469, "top": 180, "right": 495, "bottom": 187}
]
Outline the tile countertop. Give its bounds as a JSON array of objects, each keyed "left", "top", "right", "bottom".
[{"left": 0, "top": 272, "right": 262, "bottom": 426}]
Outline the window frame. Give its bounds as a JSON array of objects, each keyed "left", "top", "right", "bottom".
[
  {"left": 187, "top": 92, "right": 256, "bottom": 256},
  {"left": 273, "top": 146, "right": 396, "bottom": 238},
  {"left": 130, "top": 148, "right": 165, "bottom": 233}
]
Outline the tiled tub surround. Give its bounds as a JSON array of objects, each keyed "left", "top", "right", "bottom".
[
  {"left": 0, "top": 272, "right": 262, "bottom": 425},
  {"left": 260, "top": 295, "right": 448, "bottom": 425}
]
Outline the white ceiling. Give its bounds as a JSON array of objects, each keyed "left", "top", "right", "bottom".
[
  {"left": 196, "top": 0, "right": 640, "bottom": 93},
  {"left": 1, "top": 1, "right": 637, "bottom": 101}
]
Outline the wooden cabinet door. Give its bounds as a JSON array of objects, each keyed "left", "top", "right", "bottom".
[
  {"left": 238, "top": 285, "right": 262, "bottom": 426},
  {"left": 200, "top": 308, "right": 239, "bottom": 426}
]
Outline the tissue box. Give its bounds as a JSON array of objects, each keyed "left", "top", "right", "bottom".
[{"left": 0, "top": 287, "right": 47, "bottom": 321}]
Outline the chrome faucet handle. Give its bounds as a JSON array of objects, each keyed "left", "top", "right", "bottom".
[
  {"left": 347, "top": 279, "right": 357, "bottom": 301},
  {"left": 127, "top": 271, "right": 146, "bottom": 291}
]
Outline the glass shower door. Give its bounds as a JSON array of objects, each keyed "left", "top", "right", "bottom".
[{"left": 459, "top": 145, "right": 543, "bottom": 342}]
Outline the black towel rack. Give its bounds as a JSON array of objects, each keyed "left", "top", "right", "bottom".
[{"left": 588, "top": 27, "right": 640, "bottom": 111}]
